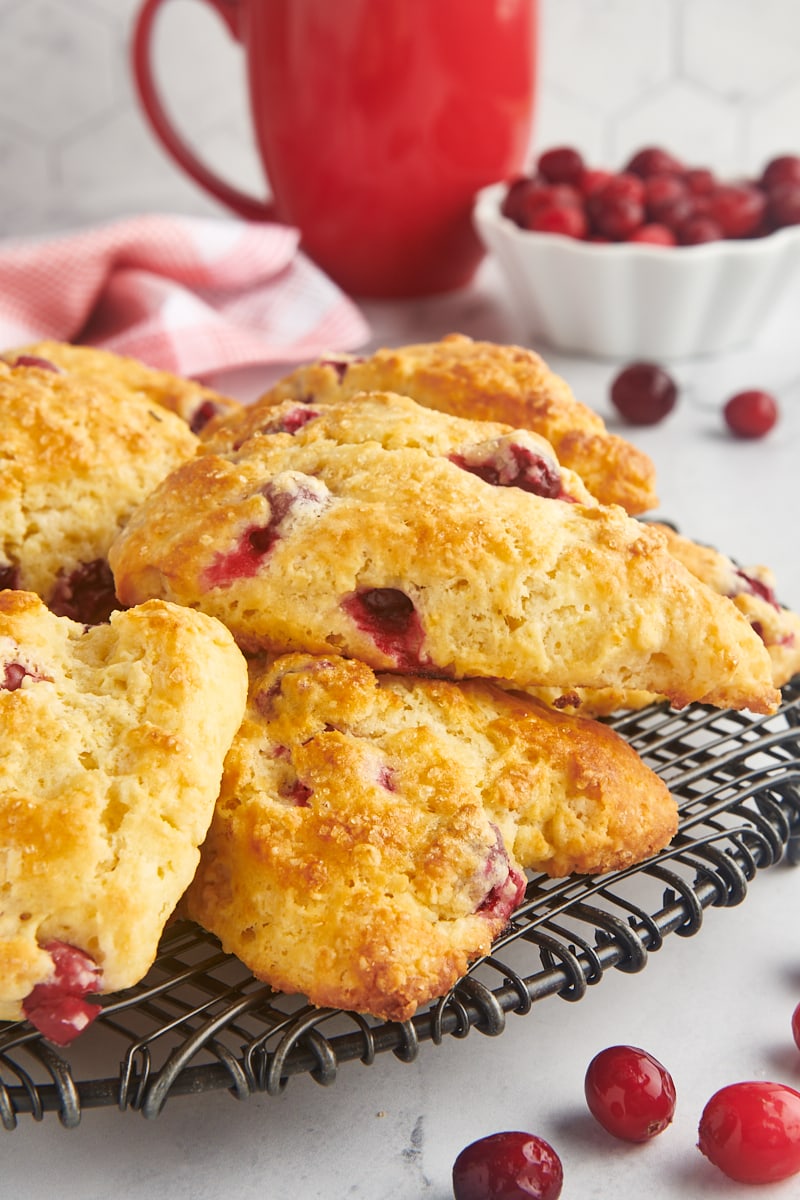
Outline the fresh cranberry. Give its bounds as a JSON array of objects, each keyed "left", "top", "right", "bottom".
[
  {"left": 536, "top": 145, "right": 585, "bottom": 186},
  {"left": 513, "top": 183, "right": 583, "bottom": 231},
  {"left": 684, "top": 167, "right": 717, "bottom": 195},
  {"left": 678, "top": 215, "right": 724, "bottom": 244},
  {"left": 724, "top": 389, "right": 779, "bottom": 438},
  {"left": 627, "top": 223, "right": 676, "bottom": 245},
  {"left": 761, "top": 154, "right": 800, "bottom": 191},
  {"left": 22, "top": 940, "right": 101, "bottom": 1046},
  {"left": 585, "top": 1045, "right": 676, "bottom": 1142},
  {"left": 342, "top": 587, "right": 427, "bottom": 672},
  {"left": 609, "top": 362, "right": 678, "bottom": 425},
  {"left": 698, "top": 1081, "right": 800, "bottom": 1184},
  {"left": 767, "top": 181, "right": 800, "bottom": 228},
  {"left": 452, "top": 1131, "right": 563, "bottom": 1200},
  {"left": 527, "top": 203, "right": 587, "bottom": 239},
  {"left": 0, "top": 562, "right": 20, "bottom": 590},
  {"left": 792, "top": 1001, "right": 800, "bottom": 1052},
  {"left": 644, "top": 173, "right": 688, "bottom": 220},
  {"left": 587, "top": 175, "right": 646, "bottom": 240},
  {"left": 707, "top": 184, "right": 766, "bottom": 238},
  {"left": 579, "top": 167, "right": 613, "bottom": 197},
  {"left": 501, "top": 176, "right": 536, "bottom": 224},
  {"left": 653, "top": 194, "right": 698, "bottom": 233},
  {"left": 48, "top": 559, "right": 119, "bottom": 625},
  {"left": 624, "top": 147, "right": 685, "bottom": 178}
]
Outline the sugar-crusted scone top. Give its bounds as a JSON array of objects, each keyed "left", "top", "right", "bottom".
[
  {"left": 230, "top": 332, "right": 658, "bottom": 515},
  {"left": 110, "top": 392, "right": 779, "bottom": 713},
  {"left": 183, "top": 653, "right": 676, "bottom": 1021},
  {"left": 4, "top": 341, "right": 241, "bottom": 436},
  {"left": 0, "top": 356, "right": 199, "bottom": 622},
  {"left": 0, "top": 592, "right": 248, "bottom": 1022}
]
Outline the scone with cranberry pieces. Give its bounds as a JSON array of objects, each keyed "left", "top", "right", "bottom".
[
  {"left": 0, "top": 591, "right": 247, "bottom": 1044},
  {"left": 110, "top": 391, "right": 779, "bottom": 713},
  {"left": 226, "top": 333, "right": 657, "bottom": 514},
  {"left": 183, "top": 653, "right": 676, "bottom": 1020},
  {"left": 0, "top": 354, "right": 199, "bottom": 623},
  {"left": 3, "top": 341, "right": 240, "bottom": 435}
]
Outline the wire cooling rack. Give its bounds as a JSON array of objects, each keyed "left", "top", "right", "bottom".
[{"left": 2, "top": 679, "right": 800, "bottom": 1130}]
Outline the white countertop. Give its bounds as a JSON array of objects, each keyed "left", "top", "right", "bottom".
[{"left": 5, "top": 260, "right": 800, "bottom": 1199}]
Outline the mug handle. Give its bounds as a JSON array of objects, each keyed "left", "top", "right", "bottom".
[{"left": 131, "top": 0, "right": 276, "bottom": 221}]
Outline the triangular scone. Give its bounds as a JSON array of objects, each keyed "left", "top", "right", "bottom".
[
  {"left": 0, "top": 592, "right": 248, "bottom": 1041},
  {"left": 227, "top": 332, "right": 657, "bottom": 514},
  {"left": 183, "top": 654, "right": 677, "bottom": 1021},
  {"left": 110, "top": 393, "right": 778, "bottom": 713},
  {"left": 0, "top": 355, "right": 199, "bottom": 623},
  {"left": 4, "top": 340, "right": 241, "bottom": 435}
]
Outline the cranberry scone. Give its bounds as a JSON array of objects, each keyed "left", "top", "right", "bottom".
[
  {"left": 3, "top": 341, "right": 240, "bottom": 435},
  {"left": 110, "top": 392, "right": 779, "bottom": 713},
  {"left": 0, "top": 591, "right": 248, "bottom": 1044},
  {"left": 183, "top": 653, "right": 677, "bottom": 1021},
  {"left": 0, "top": 354, "right": 199, "bottom": 624},
  {"left": 226, "top": 333, "right": 657, "bottom": 514}
]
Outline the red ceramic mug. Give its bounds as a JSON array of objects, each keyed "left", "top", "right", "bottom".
[{"left": 131, "top": 0, "right": 538, "bottom": 297}]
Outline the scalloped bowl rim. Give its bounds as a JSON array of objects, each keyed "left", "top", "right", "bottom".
[{"left": 473, "top": 183, "right": 800, "bottom": 358}]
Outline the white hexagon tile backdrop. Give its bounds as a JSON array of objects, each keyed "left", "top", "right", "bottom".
[{"left": 0, "top": 0, "right": 799, "bottom": 239}]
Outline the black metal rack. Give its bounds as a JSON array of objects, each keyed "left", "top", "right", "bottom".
[{"left": 3, "top": 679, "right": 799, "bottom": 1129}]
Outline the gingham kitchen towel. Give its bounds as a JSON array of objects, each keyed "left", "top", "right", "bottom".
[{"left": 0, "top": 214, "right": 370, "bottom": 377}]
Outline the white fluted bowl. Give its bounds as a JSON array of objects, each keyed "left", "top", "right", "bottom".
[{"left": 474, "top": 182, "right": 800, "bottom": 360}]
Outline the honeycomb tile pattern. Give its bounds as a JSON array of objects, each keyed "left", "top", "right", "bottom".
[{"left": 0, "top": 0, "right": 798, "bottom": 238}]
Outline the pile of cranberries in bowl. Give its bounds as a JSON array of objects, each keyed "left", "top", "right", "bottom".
[{"left": 502, "top": 146, "right": 800, "bottom": 246}]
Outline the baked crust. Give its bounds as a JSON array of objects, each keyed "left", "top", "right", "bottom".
[
  {"left": 5, "top": 340, "right": 241, "bottom": 435},
  {"left": 184, "top": 653, "right": 677, "bottom": 1020},
  {"left": 229, "top": 332, "right": 658, "bottom": 514},
  {"left": 110, "top": 392, "right": 779, "bottom": 713},
  {"left": 0, "top": 591, "right": 248, "bottom": 1020},
  {"left": 0, "top": 355, "right": 199, "bottom": 613}
]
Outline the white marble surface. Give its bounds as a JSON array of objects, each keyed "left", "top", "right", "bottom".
[{"left": 4, "top": 264, "right": 800, "bottom": 1198}]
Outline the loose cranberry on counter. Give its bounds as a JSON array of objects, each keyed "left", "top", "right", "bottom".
[
  {"left": 609, "top": 362, "right": 678, "bottom": 426},
  {"left": 723, "top": 389, "right": 779, "bottom": 438},
  {"left": 452, "top": 1131, "right": 563, "bottom": 1200},
  {"left": 698, "top": 1081, "right": 800, "bottom": 1184},
  {"left": 584, "top": 1045, "right": 677, "bottom": 1142}
]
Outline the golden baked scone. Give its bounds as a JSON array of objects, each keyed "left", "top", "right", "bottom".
[
  {"left": 3, "top": 341, "right": 241, "bottom": 435},
  {"left": 523, "top": 525, "right": 800, "bottom": 716},
  {"left": 232, "top": 333, "right": 658, "bottom": 514},
  {"left": 183, "top": 653, "right": 677, "bottom": 1020},
  {"left": 109, "top": 392, "right": 779, "bottom": 713},
  {"left": 653, "top": 523, "right": 800, "bottom": 688},
  {"left": 0, "top": 591, "right": 248, "bottom": 1043},
  {"left": 0, "top": 355, "right": 199, "bottom": 623}
]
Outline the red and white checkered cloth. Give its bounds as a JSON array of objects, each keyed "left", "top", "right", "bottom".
[{"left": 0, "top": 214, "right": 370, "bottom": 377}]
